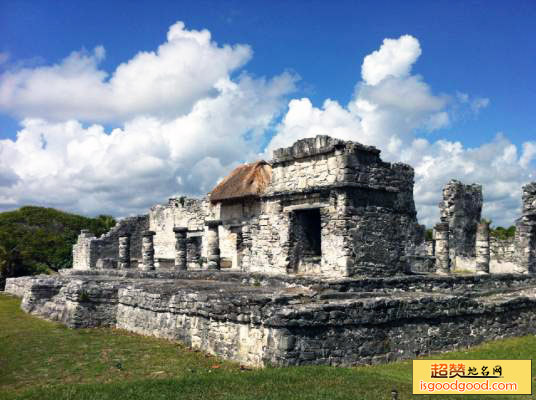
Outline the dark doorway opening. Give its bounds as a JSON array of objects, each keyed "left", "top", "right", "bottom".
[
  {"left": 294, "top": 208, "right": 322, "bottom": 257},
  {"left": 187, "top": 235, "right": 202, "bottom": 266}
]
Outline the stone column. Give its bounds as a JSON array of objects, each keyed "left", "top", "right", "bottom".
[
  {"left": 118, "top": 234, "right": 131, "bottom": 269},
  {"left": 475, "top": 222, "right": 490, "bottom": 274},
  {"left": 205, "top": 220, "right": 222, "bottom": 270},
  {"left": 173, "top": 227, "right": 188, "bottom": 270},
  {"left": 140, "top": 230, "right": 156, "bottom": 271},
  {"left": 514, "top": 183, "right": 536, "bottom": 274},
  {"left": 439, "top": 180, "right": 482, "bottom": 260},
  {"left": 434, "top": 222, "right": 450, "bottom": 274}
]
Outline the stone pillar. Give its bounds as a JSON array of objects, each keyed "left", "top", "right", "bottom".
[
  {"left": 514, "top": 182, "right": 536, "bottom": 273},
  {"left": 439, "top": 180, "right": 482, "bottom": 261},
  {"left": 140, "top": 230, "right": 156, "bottom": 271},
  {"left": 118, "top": 234, "right": 131, "bottom": 269},
  {"left": 173, "top": 227, "right": 188, "bottom": 270},
  {"left": 434, "top": 222, "right": 450, "bottom": 274},
  {"left": 205, "top": 220, "right": 222, "bottom": 270},
  {"left": 475, "top": 222, "right": 490, "bottom": 274}
]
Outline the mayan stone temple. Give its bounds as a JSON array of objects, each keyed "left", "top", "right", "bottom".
[{"left": 5, "top": 135, "right": 536, "bottom": 367}]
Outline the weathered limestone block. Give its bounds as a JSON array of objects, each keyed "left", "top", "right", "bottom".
[
  {"left": 205, "top": 220, "right": 221, "bottom": 270},
  {"left": 140, "top": 231, "right": 156, "bottom": 271},
  {"left": 439, "top": 180, "right": 482, "bottom": 262},
  {"left": 514, "top": 182, "right": 536, "bottom": 273},
  {"left": 434, "top": 222, "right": 450, "bottom": 274},
  {"left": 475, "top": 222, "right": 490, "bottom": 274},
  {"left": 173, "top": 227, "right": 188, "bottom": 270},
  {"left": 118, "top": 234, "right": 131, "bottom": 269}
]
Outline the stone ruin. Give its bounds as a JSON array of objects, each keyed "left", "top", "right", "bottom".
[
  {"left": 514, "top": 183, "right": 536, "bottom": 274},
  {"left": 423, "top": 179, "right": 531, "bottom": 275},
  {"left": 5, "top": 135, "right": 536, "bottom": 367},
  {"left": 439, "top": 180, "right": 483, "bottom": 267}
]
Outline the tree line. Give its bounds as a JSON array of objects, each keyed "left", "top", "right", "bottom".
[{"left": 0, "top": 206, "right": 115, "bottom": 289}]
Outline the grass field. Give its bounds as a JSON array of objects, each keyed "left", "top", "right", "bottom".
[{"left": 1, "top": 292, "right": 535, "bottom": 400}]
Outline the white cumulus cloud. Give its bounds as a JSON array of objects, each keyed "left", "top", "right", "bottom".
[
  {"left": 0, "top": 22, "right": 296, "bottom": 216},
  {"left": 361, "top": 35, "right": 421, "bottom": 86},
  {"left": 0, "top": 22, "right": 253, "bottom": 123}
]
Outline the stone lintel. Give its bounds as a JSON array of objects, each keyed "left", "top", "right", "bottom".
[
  {"left": 283, "top": 203, "right": 329, "bottom": 212},
  {"left": 205, "top": 220, "right": 222, "bottom": 228},
  {"left": 434, "top": 222, "right": 449, "bottom": 232}
]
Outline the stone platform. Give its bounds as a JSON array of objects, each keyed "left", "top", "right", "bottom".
[{"left": 6, "top": 270, "right": 536, "bottom": 367}]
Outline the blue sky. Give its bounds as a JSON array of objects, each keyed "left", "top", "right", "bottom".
[{"left": 0, "top": 0, "right": 534, "bottom": 226}]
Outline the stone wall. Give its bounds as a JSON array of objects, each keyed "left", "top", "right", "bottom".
[
  {"left": 237, "top": 192, "right": 353, "bottom": 277},
  {"left": 241, "top": 199, "right": 290, "bottom": 276},
  {"left": 270, "top": 136, "right": 352, "bottom": 193},
  {"left": 489, "top": 236, "right": 516, "bottom": 273},
  {"left": 439, "top": 180, "right": 482, "bottom": 262},
  {"left": 149, "top": 197, "right": 206, "bottom": 260},
  {"left": 269, "top": 136, "right": 416, "bottom": 203},
  {"left": 72, "top": 216, "right": 149, "bottom": 269},
  {"left": 8, "top": 272, "right": 536, "bottom": 367},
  {"left": 490, "top": 237, "right": 515, "bottom": 262}
]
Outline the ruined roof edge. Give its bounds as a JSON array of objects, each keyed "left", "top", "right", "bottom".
[{"left": 271, "top": 135, "right": 380, "bottom": 164}]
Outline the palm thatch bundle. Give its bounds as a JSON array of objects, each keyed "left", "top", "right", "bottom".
[{"left": 209, "top": 161, "right": 272, "bottom": 203}]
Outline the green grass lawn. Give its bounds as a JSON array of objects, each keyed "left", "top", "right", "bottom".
[{"left": 0, "top": 292, "right": 535, "bottom": 400}]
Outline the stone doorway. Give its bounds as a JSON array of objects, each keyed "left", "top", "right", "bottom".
[
  {"left": 186, "top": 234, "right": 202, "bottom": 269},
  {"left": 290, "top": 208, "right": 322, "bottom": 273}
]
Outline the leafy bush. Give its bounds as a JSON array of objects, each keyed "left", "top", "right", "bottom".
[
  {"left": 490, "top": 225, "right": 516, "bottom": 240},
  {"left": 0, "top": 206, "right": 115, "bottom": 289}
]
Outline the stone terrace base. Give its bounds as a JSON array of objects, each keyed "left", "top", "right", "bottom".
[{"left": 5, "top": 270, "right": 536, "bottom": 367}]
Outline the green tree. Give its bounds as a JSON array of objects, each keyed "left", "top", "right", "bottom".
[{"left": 0, "top": 206, "right": 116, "bottom": 289}]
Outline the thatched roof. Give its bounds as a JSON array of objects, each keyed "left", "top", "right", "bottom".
[{"left": 209, "top": 161, "right": 272, "bottom": 203}]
